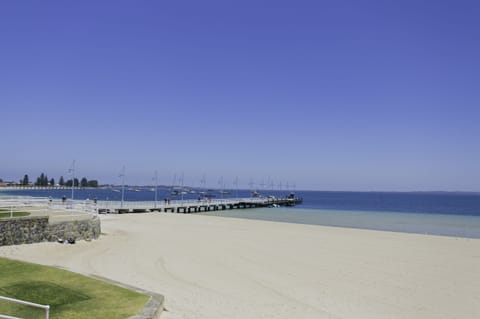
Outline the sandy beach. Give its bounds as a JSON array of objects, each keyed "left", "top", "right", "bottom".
[{"left": 1, "top": 213, "right": 479, "bottom": 319}]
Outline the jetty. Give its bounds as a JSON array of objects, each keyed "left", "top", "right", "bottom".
[
  {"left": 0, "top": 196, "right": 303, "bottom": 215},
  {"left": 96, "top": 196, "right": 302, "bottom": 214}
]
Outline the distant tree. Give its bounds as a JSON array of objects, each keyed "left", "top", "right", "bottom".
[
  {"left": 42, "top": 174, "right": 48, "bottom": 186},
  {"left": 22, "top": 175, "right": 29, "bottom": 186},
  {"left": 87, "top": 180, "right": 98, "bottom": 188},
  {"left": 74, "top": 178, "right": 79, "bottom": 187},
  {"left": 59, "top": 176, "right": 65, "bottom": 186},
  {"left": 36, "top": 173, "right": 49, "bottom": 186},
  {"left": 65, "top": 179, "right": 72, "bottom": 187},
  {"left": 49, "top": 178, "right": 55, "bottom": 186},
  {"left": 35, "top": 173, "right": 43, "bottom": 186},
  {"left": 0, "top": 178, "right": 3, "bottom": 183},
  {"left": 80, "top": 177, "right": 88, "bottom": 188}
]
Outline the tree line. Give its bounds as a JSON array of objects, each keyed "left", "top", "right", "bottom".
[{"left": 20, "top": 174, "right": 99, "bottom": 187}]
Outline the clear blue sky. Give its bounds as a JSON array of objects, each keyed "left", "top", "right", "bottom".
[{"left": 1, "top": 1, "right": 479, "bottom": 191}]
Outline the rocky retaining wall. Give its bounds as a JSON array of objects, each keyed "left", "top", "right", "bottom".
[{"left": 0, "top": 216, "right": 101, "bottom": 246}]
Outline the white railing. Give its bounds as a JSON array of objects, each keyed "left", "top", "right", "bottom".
[
  {"left": 1, "top": 196, "right": 295, "bottom": 214},
  {"left": 0, "top": 295, "right": 49, "bottom": 319},
  {"left": 0, "top": 197, "right": 98, "bottom": 216},
  {"left": 95, "top": 197, "right": 268, "bottom": 210}
]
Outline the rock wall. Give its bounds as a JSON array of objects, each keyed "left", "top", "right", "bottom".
[{"left": 0, "top": 216, "right": 101, "bottom": 246}]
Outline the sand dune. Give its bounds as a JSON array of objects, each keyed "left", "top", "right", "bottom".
[{"left": 1, "top": 213, "right": 479, "bottom": 319}]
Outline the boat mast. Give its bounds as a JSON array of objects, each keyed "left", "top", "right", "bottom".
[
  {"left": 234, "top": 176, "right": 239, "bottom": 198},
  {"left": 119, "top": 166, "right": 125, "bottom": 208},
  {"left": 248, "top": 179, "right": 254, "bottom": 197},
  {"left": 200, "top": 174, "right": 206, "bottom": 194},
  {"left": 219, "top": 176, "right": 224, "bottom": 199},
  {"left": 154, "top": 170, "right": 158, "bottom": 208},
  {"left": 68, "top": 160, "right": 75, "bottom": 200},
  {"left": 180, "top": 172, "right": 184, "bottom": 203}
]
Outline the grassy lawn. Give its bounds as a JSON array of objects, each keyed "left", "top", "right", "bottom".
[
  {"left": 0, "top": 258, "right": 149, "bottom": 319},
  {"left": 0, "top": 211, "right": 31, "bottom": 218}
]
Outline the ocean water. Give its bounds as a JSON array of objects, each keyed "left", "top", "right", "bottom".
[
  {"left": 1, "top": 188, "right": 480, "bottom": 238},
  {"left": 203, "top": 207, "right": 480, "bottom": 238}
]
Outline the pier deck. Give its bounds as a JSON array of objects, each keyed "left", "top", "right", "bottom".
[{"left": 96, "top": 197, "right": 302, "bottom": 214}]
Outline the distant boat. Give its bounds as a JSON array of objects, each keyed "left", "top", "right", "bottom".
[
  {"left": 252, "top": 191, "right": 260, "bottom": 197},
  {"left": 112, "top": 189, "right": 121, "bottom": 193},
  {"left": 219, "top": 190, "right": 231, "bottom": 194}
]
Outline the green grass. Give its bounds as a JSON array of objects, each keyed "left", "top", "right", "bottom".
[
  {"left": 0, "top": 211, "right": 31, "bottom": 218},
  {"left": 0, "top": 258, "right": 149, "bottom": 319}
]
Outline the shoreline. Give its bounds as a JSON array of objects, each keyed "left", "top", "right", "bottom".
[
  {"left": 200, "top": 211, "right": 480, "bottom": 239},
  {"left": 1, "top": 213, "right": 479, "bottom": 319},
  {"left": 2, "top": 191, "right": 480, "bottom": 239},
  {"left": 200, "top": 206, "right": 480, "bottom": 239}
]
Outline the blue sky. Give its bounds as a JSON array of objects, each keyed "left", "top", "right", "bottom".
[{"left": 1, "top": 1, "right": 479, "bottom": 191}]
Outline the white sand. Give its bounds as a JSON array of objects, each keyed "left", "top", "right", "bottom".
[{"left": 1, "top": 213, "right": 479, "bottom": 319}]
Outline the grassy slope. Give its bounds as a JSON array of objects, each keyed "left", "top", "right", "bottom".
[
  {"left": 0, "top": 211, "right": 31, "bottom": 218},
  {"left": 0, "top": 257, "right": 149, "bottom": 319}
]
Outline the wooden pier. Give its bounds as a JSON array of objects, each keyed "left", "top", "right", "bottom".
[{"left": 96, "top": 196, "right": 303, "bottom": 214}]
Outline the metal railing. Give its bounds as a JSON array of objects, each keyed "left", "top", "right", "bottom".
[
  {"left": 0, "top": 197, "right": 98, "bottom": 216},
  {"left": 1, "top": 196, "right": 301, "bottom": 215},
  {"left": 95, "top": 197, "right": 269, "bottom": 210},
  {"left": 0, "top": 295, "right": 49, "bottom": 319}
]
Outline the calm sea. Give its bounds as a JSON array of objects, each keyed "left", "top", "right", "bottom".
[{"left": 2, "top": 188, "right": 480, "bottom": 238}]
